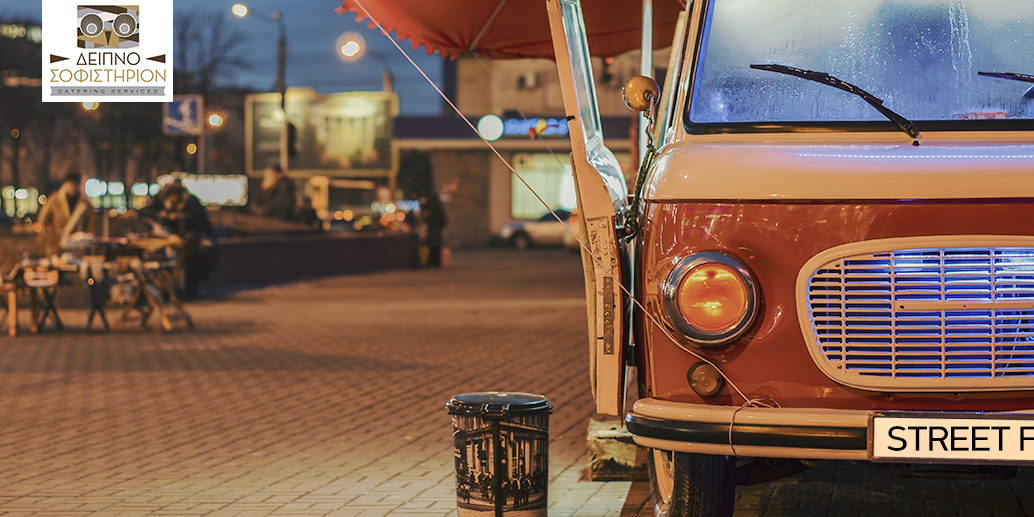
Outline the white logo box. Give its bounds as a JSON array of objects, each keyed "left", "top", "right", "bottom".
[{"left": 42, "top": 0, "right": 173, "bottom": 102}]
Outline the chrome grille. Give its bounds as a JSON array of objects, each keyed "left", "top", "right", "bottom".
[{"left": 803, "top": 244, "right": 1034, "bottom": 390}]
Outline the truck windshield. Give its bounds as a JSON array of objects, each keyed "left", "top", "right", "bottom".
[{"left": 687, "top": 0, "right": 1034, "bottom": 131}]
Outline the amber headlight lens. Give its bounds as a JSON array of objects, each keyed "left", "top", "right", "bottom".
[{"left": 664, "top": 252, "right": 758, "bottom": 346}]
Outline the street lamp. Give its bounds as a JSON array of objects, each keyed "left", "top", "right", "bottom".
[
  {"left": 233, "top": 3, "right": 288, "bottom": 171},
  {"left": 336, "top": 32, "right": 393, "bottom": 92},
  {"left": 339, "top": 40, "right": 362, "bottom": 59}
]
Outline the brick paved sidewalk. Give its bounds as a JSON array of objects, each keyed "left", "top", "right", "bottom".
[{"left": 0, "top": 249, "right": 630, "bottom": 517}]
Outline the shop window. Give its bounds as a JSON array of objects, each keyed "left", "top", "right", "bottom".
[{"left": 510, "top": 153, "right": 575, "bottom": 220}]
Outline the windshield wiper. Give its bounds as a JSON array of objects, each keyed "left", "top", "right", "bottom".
[
  {"left": 977, "top": 71, "right": 1034, "bottom": 99},
  {"left": 750, "top": 63, "right": 919, "bottom": 138}
]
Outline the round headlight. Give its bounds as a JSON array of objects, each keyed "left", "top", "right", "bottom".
[{"left": 663, "top": 251, "right": 758, "bottom": 346}]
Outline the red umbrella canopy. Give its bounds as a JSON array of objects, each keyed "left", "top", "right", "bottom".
[{"left": 336, "top": 0, "right": 684, "bottom": 60}]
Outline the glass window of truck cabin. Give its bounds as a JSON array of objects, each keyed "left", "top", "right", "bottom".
[{"left": 687, "top": 0, "right": 1034, "bottom": 129}]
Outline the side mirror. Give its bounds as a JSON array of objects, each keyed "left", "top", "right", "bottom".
[{"left": 622, "top": 75, "right": 660, "bottom": 113}]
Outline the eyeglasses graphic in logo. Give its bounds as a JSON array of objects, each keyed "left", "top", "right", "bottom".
[{"left": 77, "top": 5, "right": 139, "bottom": 49}]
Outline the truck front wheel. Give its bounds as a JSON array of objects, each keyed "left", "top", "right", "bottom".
[{"left": 648, "top": 449, "right": 736, "bottom": 517}]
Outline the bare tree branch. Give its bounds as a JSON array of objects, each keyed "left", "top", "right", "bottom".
[{"left": 174, "top": 8, "right": 249, "bottom": 95}]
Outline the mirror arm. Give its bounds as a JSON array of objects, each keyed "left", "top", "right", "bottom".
[{"left": 619, "top": 76, "right": 660, "bottom": 240}]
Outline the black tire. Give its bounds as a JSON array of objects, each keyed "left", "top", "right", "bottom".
[
  {"left": 511, "top": 232, "right": 532, "bottom": 250},
  {"left": 648, "top": 449, "right": 736, "bottom": 517}
]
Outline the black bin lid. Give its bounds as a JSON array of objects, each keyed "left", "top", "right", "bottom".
[{"left": 447, "top": 392, "right": 553, "bottom": 417}]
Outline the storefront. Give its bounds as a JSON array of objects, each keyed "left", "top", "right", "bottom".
[
  {"left": 395, "top": 115, "right": 632, "bottom": 248},
  {"left": 245, "top": 87, "right": 399, "bottom": 225}
]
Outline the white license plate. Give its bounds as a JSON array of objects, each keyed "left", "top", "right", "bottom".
[{"left": 870, "top": 412, "right": 1034, "bottom": 464}]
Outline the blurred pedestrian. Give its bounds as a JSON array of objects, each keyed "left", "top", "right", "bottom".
[
  {"left": 258, "top": 164, "right": 296, "bottom": 221},
  {"left": 297, "top": 195, "right": 320, "bottom": 230},
  {"left": 37, "top": 171, "right": 98, "bottom": 257},
  {"left": 419, "top": 190, "right": 447, "bottom": 268}
]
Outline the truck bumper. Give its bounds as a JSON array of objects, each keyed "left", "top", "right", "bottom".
[{"left": 625, "top": 398, "right": 870, "bottom": 460}]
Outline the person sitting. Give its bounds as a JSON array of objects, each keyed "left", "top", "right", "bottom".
[
  {"left": 37, "top": 171, "right": 98, "bottom": 257},
  {"left": 139, "top": 182, "right": 218, "bottom": 298},
  {"left": 258, "top": 165, "right": 296, "bottom": 221}
]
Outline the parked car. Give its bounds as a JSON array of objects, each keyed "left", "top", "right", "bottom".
[
  {"left": 496, "top": 209, "right": 571, "bottom": 249},
  {"left": 550, "top": 0, "right": 1034, "bottom": 515}
]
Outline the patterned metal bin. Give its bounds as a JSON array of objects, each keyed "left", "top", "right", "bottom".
[{"left": 447, "top": 392, "right": 552, "bottom": 517}]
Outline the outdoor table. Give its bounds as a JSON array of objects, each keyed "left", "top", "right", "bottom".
[
  {"left": 3, "top": 266, "right": 64, "bottom": 335},
  {"left": 2, "top": 234, "right": 193, "bottom": 336},
  {"left": 30, "top": 279, "right": 63, "bottom": 332},
  {"left": 112, "top": 257, "right": 193, "bottom": 332},
  {"left": 81, "top": 258, "right": 112, "bottom": 331},
  {"left": 22, "top": 265, "right": 78, "bottom": 333},
  {"left": 2, "top": 260, "right": 111, "bottom": 336}
]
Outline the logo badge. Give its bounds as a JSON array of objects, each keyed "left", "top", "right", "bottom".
[
  {"left": 42, "top": 0, "right": 172, "bottom": 102},
  {"left": 77, "top": 6, "right": 139, "bottom": 49}
]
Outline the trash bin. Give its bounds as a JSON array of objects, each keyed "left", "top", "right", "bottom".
[{"left": 447, "top": 392, "right": 552, "bottom": 517}]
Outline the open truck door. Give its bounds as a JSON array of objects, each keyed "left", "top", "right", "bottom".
[{"left": 546, "top": 0, "right": 629, "bottom": 416}]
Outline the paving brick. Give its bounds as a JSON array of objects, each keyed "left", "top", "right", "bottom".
[{"left": 0, "top": 250, "right": 626, "bottom": 516}]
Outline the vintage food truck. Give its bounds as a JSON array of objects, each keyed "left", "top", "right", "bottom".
[{"left": 547, "top": 0, "right": 1034, "bottom": 515}]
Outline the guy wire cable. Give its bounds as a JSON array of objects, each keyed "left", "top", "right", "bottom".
[{"left": 349, "top": 0, "right": 768, "bottom": 408}]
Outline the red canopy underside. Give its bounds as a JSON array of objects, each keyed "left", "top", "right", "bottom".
[{"left": 336, "top": 0, "right": 684, "bottom": 60}]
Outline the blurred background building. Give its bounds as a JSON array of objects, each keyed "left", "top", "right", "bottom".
[{"left": 0, "top": 2, "right": 661, "bottom": 248}]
